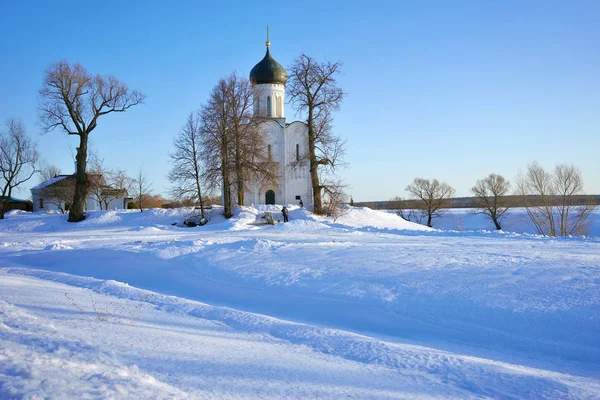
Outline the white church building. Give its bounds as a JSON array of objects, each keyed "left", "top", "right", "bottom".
[{"left": 241, "top": 39, "right": 312, "bottom": 206}]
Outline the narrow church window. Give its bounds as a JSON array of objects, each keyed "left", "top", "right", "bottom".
[
  {"left": 276, "top": 96, "right": 282, "bottom": 117},
  {"left": 267, "top": 144, "right": 272, "bottom": 160},
  {"left": 296, "top": 144, "right": 300, "bottom": 161},
  {"left": 267, "top": 96, "right": 272, "bottom": 117},
  {"left": 39, "top": 198, "right": 44, "bottom": 209}
]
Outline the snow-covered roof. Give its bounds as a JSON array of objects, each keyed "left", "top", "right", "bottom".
[
  {"left": 30, "top": 175, "right": 70, "bottom": 190},
  {"left": 0, "top": 196, "right": 31, "bottom": 203}
]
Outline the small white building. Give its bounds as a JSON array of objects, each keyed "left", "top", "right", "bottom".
[
  {"left": 31, "top": 174, "right": 128, "bottom": 212},
  {"left": 240, "top": 39, "right": 312, "bottom": 206}
]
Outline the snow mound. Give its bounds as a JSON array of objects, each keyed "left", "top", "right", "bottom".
[
  {"left": 81, "top": 210, "right": 122, "bottom": 225},
  {"left": 4, "top": 210, "right": 29, "bottom": 217},
  {"left": 228, "top": 208, "right": 261, "bottom": 231},
  {"left": 44, "top": 243, "right": 73, "bottom": 250},
  {"left": 332, "top": 207, "right": 433, "bottom": 231},
  {"left": 0, "top": 218, "right": 57, "bottom": 233},
  {"left": 275, "top": 218, "right": 331, "bottom": 231}
]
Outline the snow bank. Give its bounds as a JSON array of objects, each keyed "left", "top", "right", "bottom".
[{"left": 331, "top": 206, "right": 433, "bottom": 231}]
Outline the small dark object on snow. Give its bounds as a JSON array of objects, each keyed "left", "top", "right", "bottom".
[
  {"left": 281, "top": 206, "right": 289, "bottom": 223},
  {"left": 183, "top": 207, "right": 208, "bottom": 227}
]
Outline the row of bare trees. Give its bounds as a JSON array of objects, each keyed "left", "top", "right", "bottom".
[
  {"left": 167, "top": 74, "right": 278, "bottom": 221},
  {"left": 167, "top": 54, "right": 347, "bottom": 220},
  {"left": 394, "top": 163, "right": 593, "bottom": 236}
]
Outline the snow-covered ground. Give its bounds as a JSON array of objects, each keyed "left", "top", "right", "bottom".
[{"left": 1, "top": 206, "right": 599, "bottom": 399}]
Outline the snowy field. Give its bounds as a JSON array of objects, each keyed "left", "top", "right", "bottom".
[{"left": 1, "top": 206, "right": 599, "bottom": 399}]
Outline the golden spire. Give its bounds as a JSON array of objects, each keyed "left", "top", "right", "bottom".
[{"left": 266, "top": 25, "right": 270, "bottom": 47}]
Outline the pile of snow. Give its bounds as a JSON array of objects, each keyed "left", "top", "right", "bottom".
[{"left": 332, "top": 206, "right": 433, "bottom": 231}]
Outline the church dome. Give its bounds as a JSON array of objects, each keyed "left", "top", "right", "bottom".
[{"left": 249, "top": 46, "right": 288, "bottom": 86}]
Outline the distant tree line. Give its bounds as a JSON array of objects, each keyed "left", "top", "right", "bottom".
[{"left": 360, "top": 164, "right": 596, "bottom": 236}]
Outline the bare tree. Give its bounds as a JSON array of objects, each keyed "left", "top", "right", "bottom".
[
  {"left": 43, "top": 177, "right": 76, "bottom": 213},
  {"left": 109, "top": 169, "right": 133, "bottom": 194},
  {"left": 0, "top": 119, "right": 39, "bottom": 219},
  {"left": 227, "top": 74, "right": 278, "bottom": 206},
  {"left": 287, "top": 54, "right": 346, "bottom": 214},
  {"left": 405, "top": 178, "right": 455, "bottom": 227},
  {"left": 86, "top": 154, "right": 109, "bottom": 210},
  {"left": 133, "top": 167, "right": 152, "bottom": 212},
  {"left": 38, "top": 161, "right": 62, "bottom": 183},
  {"left": 199, "top": 78, "right": 233, "bottom": 218},
  {"left": 517, "top": 162, "right": 593, "bottom": 236},
  {"left": 39, "top": 61, "right": 144, "bottom": 222},
  {"left": 389, "top": 196, "right": 425, "bottom": 224},
  {"left": 168, "top": 112, "right": 206, "bottom": 219},
  {"left": 86, "top": 155, "right": 129, "bottom": 210},
  {"left": 321, "top": 179, "right": 349, "bottom": 222},
  {"left": 199, "top": 73, "right": 277, "bottom": 218},
  {"left": 554, "top": 164, "right": 593, "bottom": 236},
  {"left": 471, "top": 173, "right": 511, "bottom": 230}
]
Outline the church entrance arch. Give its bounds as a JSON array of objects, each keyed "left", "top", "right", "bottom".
[{"left": 265, "top": 190, "right": 275, "bottom": 205}]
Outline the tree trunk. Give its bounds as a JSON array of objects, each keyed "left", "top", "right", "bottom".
[
  {"left": 493, "top": 218, "right": 502, "bottom": 230},
  {"left": 237, "top": 179, "right": 244, "bottom": 206},
  {"left": 0, "top": 186, "right": 10, "bottom": 220},
  {"left": 426, "top": 212, "right": 432, "bottom": 227},
  {"left": 68, "top": 134, "right": 88, "bottom": 222},
  {"left": 235, "top": 132, "right": 244, "bottom": 206},
  {"left": 195, "top": 178, "right": 205, "bottom": 220},
  {"left": 221, "top": 135, "right": 232, "bottom": 218},
  {"left": 307, "top": 111, "right": 322, "bottom": 214}
]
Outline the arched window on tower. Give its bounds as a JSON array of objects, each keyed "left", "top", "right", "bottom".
[
  {"left": 276, "top": 96, "right": 282, "bottom": 117},
  {"left": 267, "top": 144, "right": 272, "bottom": 160},
  {"left": 296, "top": 143, "right": 300, "bottom": 161},
  {"left": 267, "top": 96, "right": 272, "bottom": 117}
]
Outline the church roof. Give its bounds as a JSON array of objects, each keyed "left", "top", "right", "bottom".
[{"left": 249, "top": 45, "right": 288, "bottom": 86}]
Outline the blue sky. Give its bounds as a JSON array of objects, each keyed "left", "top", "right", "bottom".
[{"left": 1, "top": 0, "right": 598, "bottom": 201}]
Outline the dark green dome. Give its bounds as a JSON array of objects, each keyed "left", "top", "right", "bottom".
[{"left": 249, "top": 47, "right": 288, "bottom": 85}]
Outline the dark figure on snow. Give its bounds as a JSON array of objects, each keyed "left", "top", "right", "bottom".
[
  {"left": 282, "top": 206, "right": 289, "bottom": 223},
  {"left": 299, "top": 198, "right": 304, "bottom": 208}
]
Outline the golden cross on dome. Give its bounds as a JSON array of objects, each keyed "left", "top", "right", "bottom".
[{"left": 266, "top": 25, "right": 270, "bottom": 47}]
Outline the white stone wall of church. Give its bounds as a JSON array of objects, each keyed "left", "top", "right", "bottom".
[
  {"left": 243, "top": 121, "right": 284, "bottom": 206},
  {"left": 284, "top": 122, "right": 311, "bottom": 206},
  {"left": 253, "top": 84, "right": 285, "bottom": 118}
]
